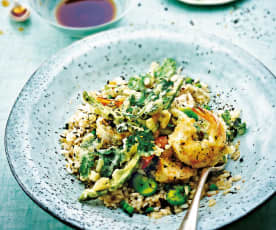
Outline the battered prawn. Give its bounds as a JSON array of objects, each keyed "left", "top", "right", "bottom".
[
  {"left": 155, "top": 148, "right": 196, "bottom": 183},
  {"left": 169, "top": 107, "right": 227, "bottom": 168}
]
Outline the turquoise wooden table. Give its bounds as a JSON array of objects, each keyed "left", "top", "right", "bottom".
[{"left": 0, "top": 0, "right": 275, "bottom": 229}]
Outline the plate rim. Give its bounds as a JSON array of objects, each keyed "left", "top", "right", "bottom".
[{"left": 4, "top": 25, "right": 276, "bottom": 230}]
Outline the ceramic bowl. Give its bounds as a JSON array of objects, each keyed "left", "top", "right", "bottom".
[
  {"left": 177, "top": 0, "right": 238, "bottom": 6},
  {"left": 5, "top": 26, "right": 276, "bottom": 229},
  {"left": 28, "top": 0, "right": 133, "bottom": 37}
]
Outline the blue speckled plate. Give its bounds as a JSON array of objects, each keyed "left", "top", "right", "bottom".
[{"left": 5, "top": 26, "right": 276, "bottom": 230}]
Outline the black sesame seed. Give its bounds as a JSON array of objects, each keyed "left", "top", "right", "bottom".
[
  {"left": 233, "top": 19, "right": 239, "bottom": 24},
  {"left": 229, "top": 191, "right": 237, "bottom": 194}
]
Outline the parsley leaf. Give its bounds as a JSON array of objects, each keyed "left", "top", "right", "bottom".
[
  {"left": 129, "top": 95, "right": 136, "bottom": 106},
  {"left": 222, "top": 111, "right": 247, "bottom": 142},
  {"left": 126, "top": 135, "right": 136, "bottom": 152},
  {"left": 161, "top": 80, "right": 174, "bottom": 91},
  {"left": 126, "top": 129, "right": 155, "bottom": 154},
  {"left": 221, "top": 110, "right": 231, "bottom": 125}
]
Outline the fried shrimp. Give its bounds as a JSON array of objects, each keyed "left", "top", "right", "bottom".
[
  {"left": 169, "top": 107, "right": 227, "bottom": 168},
  {"left": 155, "top": 148, "right": 196, "bottom": 183}
]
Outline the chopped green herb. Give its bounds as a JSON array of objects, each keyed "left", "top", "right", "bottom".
[
  {"left": 226, "top": 130, "right": 235, "bottom": 142},
  {"left": 126, "top": 135, "right": 136, "bottom": 152},
  {"left": 181, "top": 108, "right": 199, "bottom": 121},
  {"left": 221, "top": 110, "right": 231, "bottom": 125},
  {"left": 161, "top": 79, "right": 174, "bottom": 90},
  {"left": 234, "top": 118, "right": 247, "bottom": 136},
  {"left": 91, "top": 129, "right": 96, "bottom": 136},
  {"left": 222, "top": 111, "right": 247, "bottom": 142},
  {"left": 137, "top": 130, "right": 155, "bottom": 153},
  {"left": 136, "top": 92, "right": 147, "bottom": 107},
  {"left": 185, "top": 77, "right": 194, "bottom": 84},
  {"left": 126, "top": 129, "right": 155, "bottom": 154},
  {"left": 209, "top": 184, "right": 218, "bottom": 191},
  {"left": 195, "top": 82, "right": 202, "bottom": 88},
  {"left": 129, "top": 95, "right": 136, "bottom": 106},
  {"left": 126, "top": 107, "right": 133, "bottom": 113},
  {"left": 237, "top": 122, "right": 246, "bottom": 136},
  {"left": 120, "top": 200, "right": 134, "bottom": 216},
  {"left": 164, "top": 78, "right": 184, "bottom": 110},
  {"left": 145, "top": 207, "right": 154, "bottom": 214},
  {"left": 137, "top": 76, "right": 146, "bottom": 91},
  {"left": 83, "top": 91, "right": 93, "bottom": 104},
  {"left": 203, "top": 104, "right": 211, "bottom": 111}
]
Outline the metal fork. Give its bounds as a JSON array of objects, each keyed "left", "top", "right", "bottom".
[{"left": 179, "top": 163, "right": 226, "bottom": 230}]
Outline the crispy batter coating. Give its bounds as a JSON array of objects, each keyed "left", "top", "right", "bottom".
[
  {"left": 155, "top": 148, "right": 196, "bottom": 183},
  {"left": 169, "top": 108, "right": 227, "bottom": 168}
]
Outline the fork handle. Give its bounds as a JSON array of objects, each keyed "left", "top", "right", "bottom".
[{"left": 179, "top": 168, "right": 211, "bottom": 230}]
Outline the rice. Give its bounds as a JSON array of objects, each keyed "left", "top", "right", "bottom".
[
  {"left": 60, "top": 99, "right": 243, "bottom": 218},
  {"left": 232, "top": 175, "right": 242, "bottom": 182},
  {"left": 230, "top": 141, "right": 241, "bottom": 161},
  {"left": 99, "top": 190, "right": 124, "bottom": 208},
  {"left": 149, "top": 207, "right": 171, "bottom": 219},
  {"left": 223, "top": 189, "right": 231, "bottom": 195},
  {"left": 207, "top": 191, "right": 218, "bottom": 196},
  {"left": 208, "top": 199, "right": 216, "bottom": 207},
  {"left": 59, "top": 60, "right": 245, "bottom": 218}
]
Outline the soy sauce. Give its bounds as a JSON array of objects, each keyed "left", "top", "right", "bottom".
[{"left": 56, "top": 0, "right": 116, "bottom": 28}]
